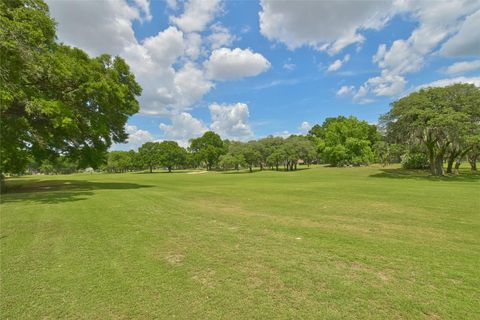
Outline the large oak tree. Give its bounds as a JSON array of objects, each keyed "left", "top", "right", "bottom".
[{"left": 0, "top": 0, "right": 141, "bottom": 182}]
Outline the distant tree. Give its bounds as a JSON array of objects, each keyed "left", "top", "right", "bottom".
[
  {"left": 242, "top": 142, "right": 261, "bottom": 172},
  {"left": 218, "top": 154, "right": 246, "bottom": 171},
  {"left": 189, "top": 131, "right": 226, "bottom": 170},
  {"left": 258, "top": 136, "right": 284, "bottom": 170},
  {"left": 318, "top": 116, "right": 376, "bottom": 166},
  {"left": 373, "top": 142, "right": 405, "bottom": 166},
  {"left": 138, "top": 142, "right": 161, "bottom": 173},
  {"left": 266, "top": 148, "right": 286, "bottom": 171},
  {"left": 381, "top": 84, "right": 479, "bottom": 175},
  {"left": 107, "top": 151, "right": 134, "bottom": 173},
  {"left": 157, "top": 141, "right": 186, "bottom": 172}
]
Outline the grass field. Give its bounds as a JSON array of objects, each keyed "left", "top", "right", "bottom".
[{"left": 1, "top": 166, "right": 479, "bottom": 319}]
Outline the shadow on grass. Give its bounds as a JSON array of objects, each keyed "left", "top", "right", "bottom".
[
  {"left": 370, "top": 168, "right": 480, "bottom": 182},
  {"left": 1, "top": 179, "right": 153, "bottom": 204}
]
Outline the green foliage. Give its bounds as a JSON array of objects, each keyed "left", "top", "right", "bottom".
[
  {"left": 0, "top": 0, "right": 141, "bottom": 174},
  {"left": 138, "top": 142, "right": 161, "bottom": 173},
  {"left": 157, "top": 141, "right": 187, "bottom": 172},
  {"left": 401, "top": 152, "right": 430, "bottom": 169},
  {"left": 106, "top": 151, "right": 139, "bottom": 173},
  {"left": 381, "top": 84, "right": 480, "bottom": 175},
  {"left": 189, "top": 131, "right": 226, "bottom": 170},
  {"left": 218, "top": 154, "right": 246, "bottom": 171},
  {"left": 316, "top": 116, "right": 376, "bottom": 166}
]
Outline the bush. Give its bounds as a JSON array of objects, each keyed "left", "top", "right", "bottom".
[{"left": 401, "top": 152, "right": 429, "bottom": 169}]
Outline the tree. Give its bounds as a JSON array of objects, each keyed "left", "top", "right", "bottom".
[
  {"left": 189, "top": 131, "right": 225, "bottom": 170},
  {"left": 0, "top": 0, "right": 141, "bottom": 190},
  {"left": 157, "top": 141, "right": 186, "bottom": 172},
  {"left": 138, "top": 142, "right": 161, "bottom": 173},
  {"left": 266, "top": 148, "right": 286, "bottom": 171},
  {"left": 218, "top": 154, "right": 246, "bottom": 171},
  {"left": 317, "top": 116, "right": 376, "bottom": 166},
  {"left": 381, "top": 84, "right": 479, "bottom": 176}
]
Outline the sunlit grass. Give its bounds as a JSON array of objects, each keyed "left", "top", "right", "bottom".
[{"left": 1, "top": 165, "right": 479, "bottom": 318}]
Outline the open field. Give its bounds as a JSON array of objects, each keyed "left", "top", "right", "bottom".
[{"left": 1, "top": 166, "right": 479, "bottom": 319}]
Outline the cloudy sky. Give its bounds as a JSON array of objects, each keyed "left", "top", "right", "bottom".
[{"left": 46, "top": 0, "right": 480, "bottom": 149}]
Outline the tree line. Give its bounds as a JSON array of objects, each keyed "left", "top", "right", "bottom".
[
  {"left": 1, "top": 1, "right": 479, "bottom": 186},
  {"left": 20, "top": 84, "right": 480, "bottom": 177},
  {"left": 101, "top": 84, "right": 480, "bottom": 177}
]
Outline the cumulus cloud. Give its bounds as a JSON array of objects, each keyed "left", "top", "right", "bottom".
[
  {"left": 207, "top": 23, "right": 236, "bottom": 49},
  {"left": 259, "top": 0, "right": 392, "bottom": 54},
  {"left": 209, "top": 103, "right": 253, "bottom": 140},
  {"left": 440, "top": 10, "right": 480, "bottom": 57},
  {"left": 336, "top": 85, "right": 355, "bottom": 96},
  {"left": 443, "top": 60, "right": 480, "bottom": 75},
  {"left": 170, "top": 0, "right": 221, "bottom": 33},
  {"left": 46, "top": 0, "right": 141, "bottom": 56},
  {"left": 416, "top": 76, "right": 480, "bottom": 90},
  {"left": 159, "top": 112, "right": 208, "bottom": 146},
  {"left": 299, "top": 121, "right": 312, "bottom": 134},
  {"left": 353, "top": 0, "right": 480, "bottom": 102},
  {"left": 113, "top": 125, "right": 154, "bottom": 150},
  {"left": 327, "top": 54, "right": 350, "bottom": 72},
  {"left": 205, "top": 48, "right": 271, "bottom": 80}
]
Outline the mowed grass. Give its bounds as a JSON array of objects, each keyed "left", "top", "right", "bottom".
[{"left": 1, "top": 166, "right": 479, "bottom": 319}]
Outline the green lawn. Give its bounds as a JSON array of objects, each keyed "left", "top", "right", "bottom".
[{"left": 1, "top": 166, "right": 479, "bottom": 319}]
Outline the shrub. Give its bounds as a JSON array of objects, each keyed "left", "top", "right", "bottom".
[{"left": 401, "top": 152, "right": 429, "bottom": 169}]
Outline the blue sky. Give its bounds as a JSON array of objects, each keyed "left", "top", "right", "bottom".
[{"left": 46, "top": 0, "right": 480, "bottom": 149}]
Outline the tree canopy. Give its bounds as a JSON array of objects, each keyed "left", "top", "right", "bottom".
[
  {"left": 0, "top": 0, "right": 141, "bottom": 177},
  {"left": 381, "top": 84, "right": 480, "bottom": 175}
]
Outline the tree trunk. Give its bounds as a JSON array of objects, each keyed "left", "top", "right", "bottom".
[
  {"left": 429, "top": 153, "right": 436, "bottom": 176},
  {"left": 260, "top": 163, "right": 263, "bottom": 171},
  {"left": 454, "top": 160, "right": 461, "bottom": 175},
  {"left": 294, "top": 163, "right": 297, "bottom": 170},
  {"left": 1, "top": 173, "right": 6, "bottom": 193},
  {"left": 275, "top": 164, "right": 279, "bottom": 171},
  {"left": 249, "top": 165, "right": 252, "bottom": 172},
  {"left": 469, "top": 156, "right": 477, "bottom": 171},
  {"left": 168, "top": 167, "right": 172, "bottom": 172},
  {"left": 149, "top": 165, "right": 152, "bottom": 173},
  {"left": 446, "top": 154, "right": 455, "bottom": 174},
  {"left": 433, "top": 156, "right": 444, "bottom": 176}
]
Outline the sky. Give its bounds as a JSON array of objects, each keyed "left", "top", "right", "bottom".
[{"left": 45, "top": 0, "right": 480, "bottom": 150}]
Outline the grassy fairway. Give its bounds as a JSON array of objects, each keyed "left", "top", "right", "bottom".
[{"left": 1, "top": 166, "right": 479, "bottom": 319}]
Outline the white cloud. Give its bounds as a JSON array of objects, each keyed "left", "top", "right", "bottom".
[
  {"left": 170, "top": 0, "right": 221, "bottom": 33},
  {"left": 207, "top": 23, "right": 236, "bottom": 49},
  {"left": 205, "top": 48, "right": 271, "bottom": 80},
  {"left": 355, "top": 1, "right": 480, "bottom": 101},
  {"left": 114, "top": 125, "right": 154, "bottom": 150},
  {"left": 173, "top": 62, "right": 214, "bottom": 109},
  {"left": 327, "top": 54, "right": 350, "bottom": 72},
  {"left": 336, "top": 85, "right": 355, "bottom": 96},
  {"left": 283, "top": 63, "right": 296, "bottom": 71},
  {"left": 299, "top": 121, "right": 312, "bottom": 134},
  {"left": 440, "top": 10, "right": 480, "bottom": 57},
  {"left": 327, "top": 60, "right": 343, "bottom": 72},
  {"left": 416, "top": 76, "right": 480, "bottom": 90},
  {"left": 133, "top": 0, "right": 152, "bottom": 22},
  {"left": 209, "top": 103, "right": 253, "bottom": 140},
  {"left": 259, "top": 0, "right": 393, "bottom": 54},
  {"left": 46, "top": 0, "right": 140, "bottom": 56},
  {"left": 159, "top": 112, "right": 208, "bottom": 146},
  {"left": 444, "top": 60, "right": 480, "bottom": 75},
  {"left": 142, "top": 27, "right": 185, "bottom": 67}
]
